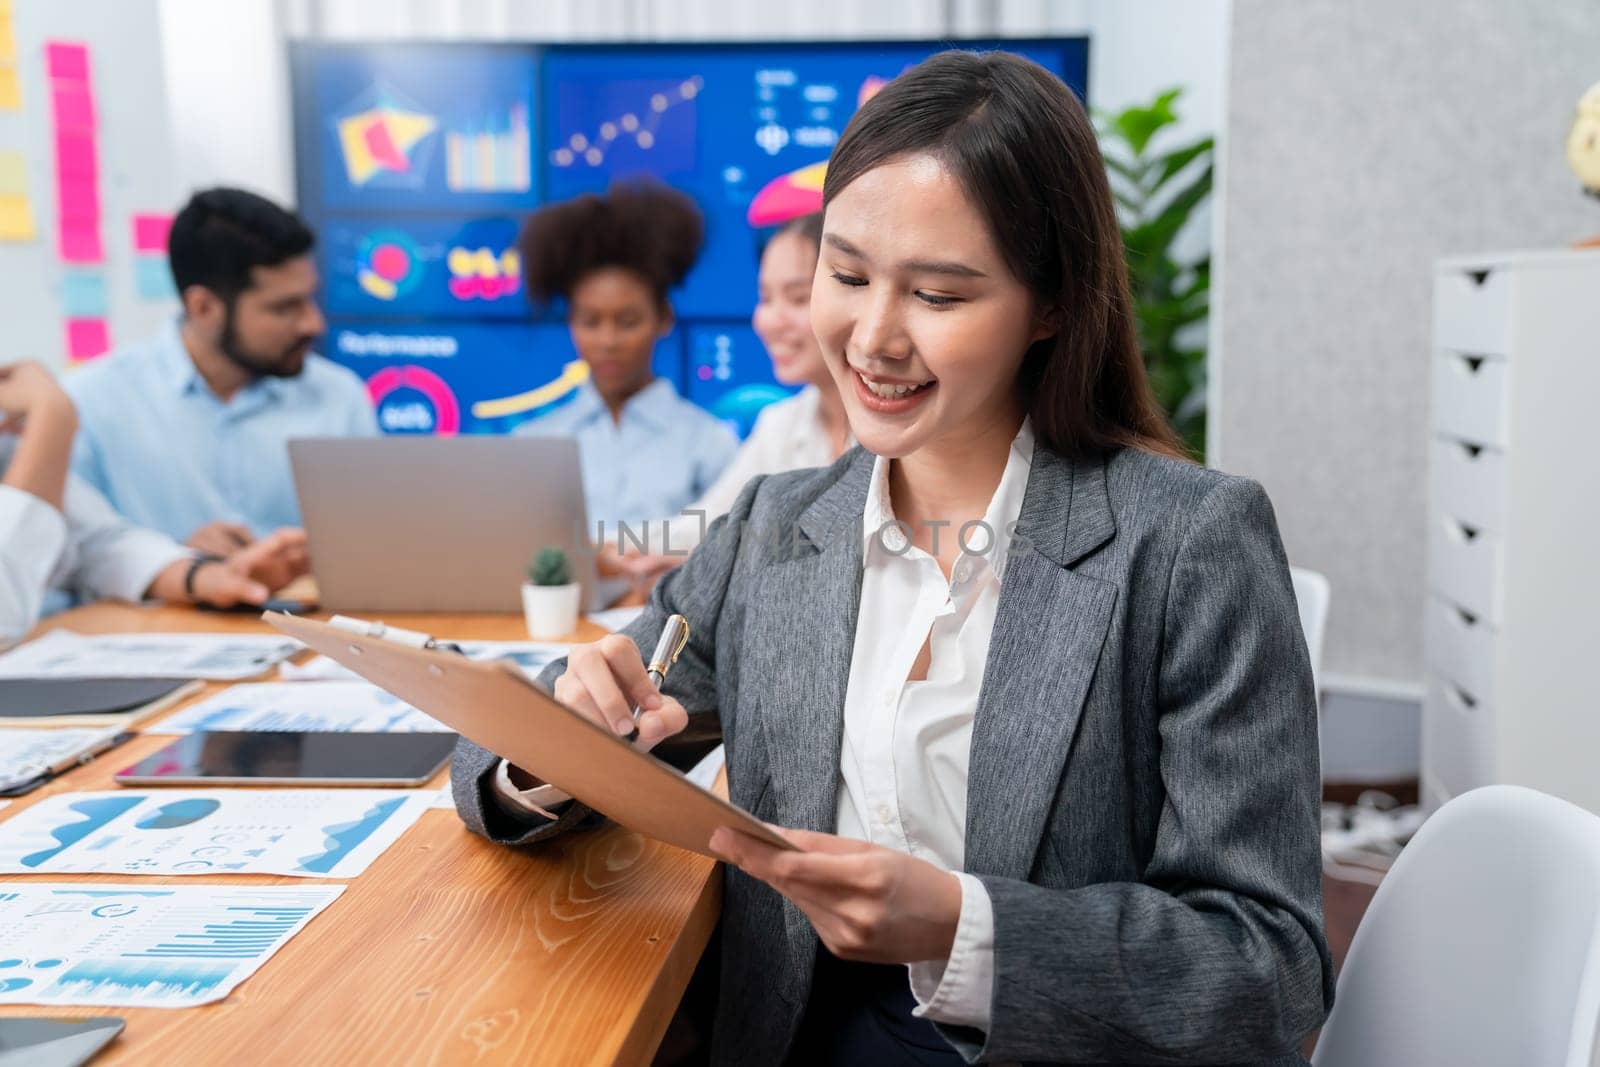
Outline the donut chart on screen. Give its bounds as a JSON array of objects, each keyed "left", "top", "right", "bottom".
[{"left": 365, "top": 364, "right": 461, "bottom": 435}]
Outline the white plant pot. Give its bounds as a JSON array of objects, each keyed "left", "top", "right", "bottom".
[{"left": 522, "top": 582, "right": 581, "bottom": 640}]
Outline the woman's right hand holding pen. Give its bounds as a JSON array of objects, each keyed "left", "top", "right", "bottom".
[{"left": 555, "top": 634, "right": 688, "bottom": 750}]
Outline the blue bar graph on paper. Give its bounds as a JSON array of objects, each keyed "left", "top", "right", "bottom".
[
  {"left": 52, "top": 959, "right": 235, "bottom": 999},
  {"left": 122, "top": 905, "right": 316, "bottom": 959},
  {"left": 0, "top": 883, "right": 345, "bottom": 1009}
]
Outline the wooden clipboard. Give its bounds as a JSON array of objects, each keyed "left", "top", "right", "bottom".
[{"left": 264, "top": 612, "right": 792, "bottom": 857}]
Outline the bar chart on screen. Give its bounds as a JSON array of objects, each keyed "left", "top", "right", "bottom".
[{"left": 445, "top": 103, "right": 531, "bottom": 192}]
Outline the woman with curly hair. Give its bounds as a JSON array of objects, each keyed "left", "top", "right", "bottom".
[{"left": 515, "top": 181, "right": 738, "bottom": 533}]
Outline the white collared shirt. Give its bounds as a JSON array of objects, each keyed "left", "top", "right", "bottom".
[
  {"left": 0, "top": 439, "right": 189, "bottom": 645},
  {"left": 659, "top": 386, "right": 850, "bottom": 553},
  {"left": 835, "top": 417, "right": 1034, "bottom": 1032},
  {"left": 493, "top": 418, "right": 1036, "bottom": 1032}
]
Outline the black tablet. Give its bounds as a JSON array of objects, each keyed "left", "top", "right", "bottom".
[
  {"left": 0, "top": 677, "right": 191, "bottom": 720},
  {"left": 113, "top": 730, "right": 456, "bottom": 787}
]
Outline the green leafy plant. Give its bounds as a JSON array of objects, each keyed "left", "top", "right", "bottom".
[
  {"left": 527, "top": 546, "right": 572, "bottom": 587},
  {"left": 1097, "top": 88, "right": 1213, "bottom": 459}
]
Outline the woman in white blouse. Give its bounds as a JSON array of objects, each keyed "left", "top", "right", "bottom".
[
  {"left": 606, "top": 214, "right": 852, "bottom": 589},
  {"left": 455, "top": 50, "right": 1328, "bottom": 1065}
]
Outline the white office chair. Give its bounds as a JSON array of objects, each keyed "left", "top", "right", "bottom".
[
  {"left": 1312, "top": 785, "right": 1600, "bottom": 1067},
  {"left": 1290, "top": 566, "right": 1330, "bottom": 703}
]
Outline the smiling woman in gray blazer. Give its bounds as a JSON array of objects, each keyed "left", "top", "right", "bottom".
[{"left": 453, "top": 49, "right": 1331, "bottom": 1066}]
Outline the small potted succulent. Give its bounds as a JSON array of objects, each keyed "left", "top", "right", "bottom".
[{"left": 522, "top": 546, "right": 580, "bottom": 639}]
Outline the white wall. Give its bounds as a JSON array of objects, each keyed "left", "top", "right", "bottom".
[
  {"left": 158, "top": 0, "right": 294, "bottom": 204},
  {"left": 1218, "top": 0, "right": 1600, "bottom": 690}
]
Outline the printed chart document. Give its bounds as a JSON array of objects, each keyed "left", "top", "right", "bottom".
[
  {"left": 0, "top": 790, "right": 431, "bottom": 878},
  {"left": 0, "top": 882, "right": 344, "bottom": 1008},
  {"left": 148, "top": 682, "right": 450, "bottom": 734},
  {"left": 281, "top": 640, "right": 568, "bottom": 682},
  {"left": 0, "top": 631, "right": 298, "bottom": 681}
]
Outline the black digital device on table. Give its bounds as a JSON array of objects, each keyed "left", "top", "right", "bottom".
[
  {"left": 113, "top": 730, "right": 456, "bottom": 787},
  {"left": 0, "top": 678, "right": 192, "bottom": 721},
  {"left": 196, "top": 597, "right": 313, "bottom": 615}
]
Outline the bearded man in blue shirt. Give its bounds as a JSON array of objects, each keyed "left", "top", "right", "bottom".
[{"left": 66, "top": 188, "right": 377, "bottom": 557}]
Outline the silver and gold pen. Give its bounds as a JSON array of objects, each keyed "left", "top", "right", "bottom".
[{"left": 626, "top": 614, "right": 690, "bottom": 741}]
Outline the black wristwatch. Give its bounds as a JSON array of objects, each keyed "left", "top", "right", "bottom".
[{"left": 183, "top": 553, "right": 224, "bottom": 603}]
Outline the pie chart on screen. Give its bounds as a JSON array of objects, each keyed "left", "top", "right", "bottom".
[{"left": 746, "top": 161, "right": 826, "bottom": 227}]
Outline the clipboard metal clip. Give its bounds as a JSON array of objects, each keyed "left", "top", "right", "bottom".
[{"left": 327, "top": 615, "right": 465, "bottom": 656}]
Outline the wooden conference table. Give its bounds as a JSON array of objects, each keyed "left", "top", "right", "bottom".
[{"left": 0, "top": 601, "right": 723, "bottom": 1066}]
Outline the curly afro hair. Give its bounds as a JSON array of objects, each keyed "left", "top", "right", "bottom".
[{"left": 517, "top": 180, "right": 704, "bottom": 309}]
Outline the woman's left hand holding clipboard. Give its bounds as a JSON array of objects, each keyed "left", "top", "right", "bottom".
[{"left": 710, "top": 825, "right": 963, "bottom": 965}]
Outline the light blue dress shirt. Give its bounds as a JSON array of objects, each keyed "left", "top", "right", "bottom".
[
  {"left": 516, "top": 378, "right": 740, "bottom": 535},
  {"left": 65, "top": 321, "right": 378, "bottom": 541}
]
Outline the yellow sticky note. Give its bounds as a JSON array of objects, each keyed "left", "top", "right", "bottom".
[
  {"left": 0, "top": 151, "right": 23, "bottom": 196},
  {"left": 0, "top": 66, "right": 19, "bottom": 112},
  {"left": 0, "top": 10, "right": 14, "bottom": 63},
  {"left": 0, "top": 192, "right": 34, "bottom": 241}
]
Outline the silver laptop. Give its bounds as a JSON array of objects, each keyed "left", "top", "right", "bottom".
[{"left": 289, "top": 437, "right": 595, "bottom": 613}]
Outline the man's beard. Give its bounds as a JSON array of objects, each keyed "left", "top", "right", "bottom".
[{"left": 218, "top": 306, "right": 315, "bottom": 380}]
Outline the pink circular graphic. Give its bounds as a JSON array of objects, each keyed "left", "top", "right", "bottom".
[
  {"left": 447, "top": 275, "right": 521, "bottom": 302},
  {"left": 366, "top": 364, "right": 461, "bottom": 435},
  {"left": 370, "top": 243, "right": 412, "bottom": 282}
]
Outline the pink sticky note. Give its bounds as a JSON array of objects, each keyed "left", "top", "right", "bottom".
[
  {"left": 57, "top": 176, "right": 98, "bottom": 221},
  {"left": 45, "top": 42, "right": 90, "bottom": 84},
  {"left": 50, "top": 84, "right": 94, "bottom": 131},
  {"left": 131, "top": 213, "right": 172, "bottom": 254},
  {"left": 58, "top": 219, "right": 103, "bottom": 263},
  {"left": 53, "top": 134, "right": 96, "bottom": 179},
  {"left": 65, "top": 317, "right": 110, "bottom": 361}
]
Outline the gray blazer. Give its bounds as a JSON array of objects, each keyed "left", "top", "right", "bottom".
[{"left": 452, "top": 442, "right": 1333, "bottom": 1065}]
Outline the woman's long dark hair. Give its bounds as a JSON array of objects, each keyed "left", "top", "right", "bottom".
[{"left": 823, "top": 51, "right": 1187, "bottom": 461}]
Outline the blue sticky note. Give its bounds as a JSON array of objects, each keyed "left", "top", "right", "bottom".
[
  {"left": 134, "top": 254, "right": 175, "bottom": 300},
  {"left": 61, "top": 269, "right": 107, "bottom": 317}
]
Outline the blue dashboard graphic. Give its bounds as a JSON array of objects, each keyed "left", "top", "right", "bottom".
[
  {"left": 328, "top": 320, "right": 682, "bottom": 436},
  {"left": 291, "top": 38, "right": 1089, "bottom": 436},
  {"left": 297, "top": 797, "right": 408, "bottom": 874},
  {"left": 54, "top": 959, "right": 235, "bottom": 999},
  {"left": 322, "top": 215, "right": 528, "bottom": 320},
  {"left": 21, "top": 796, "right": 142, "bottom": 868},
  {"left": 124, "top": 904, "right": 323, "bottom": 960}
]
